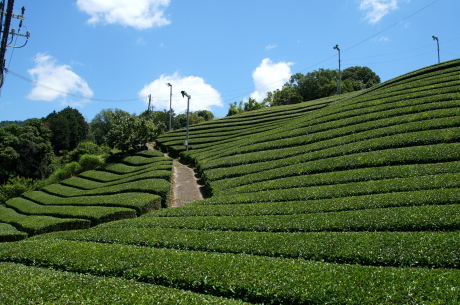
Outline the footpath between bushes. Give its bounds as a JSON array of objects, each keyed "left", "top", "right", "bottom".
[
  {"left": 169, "top": 159, "right": 205, "bottom": 207},
  {"left": 147, "top": 143, "right": 204, "bottom": 207}
]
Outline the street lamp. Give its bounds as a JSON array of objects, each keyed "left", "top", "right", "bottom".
[
  {"left": 181, "top": 90, "right": 191, "bottom": 151},
  {"left": 166, "top": 83, "right": 172, "bottom": 131},
  {"left": 333, "top": 44, "right": 341, "bottom": 95},
  {"left": 432, "top": 35, "right": 440, "bottom": 64}
]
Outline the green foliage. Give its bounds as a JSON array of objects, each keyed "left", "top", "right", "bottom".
[
  {"left": 64, "top": 141, "right": 109, "bottom": 162},
  {"left": 78, "top": 154, "right": 105, "bottom": 171},
  {"left": 23, "top": 191, "right": 162, "bottom": 214},
  {"left": 1, "top": 60, "right": 459, "bottom": 303},
  {"left": 0, "top": 223, "right": 27, "bottom": 242},
  {"left": 0, "top": 119, "right": 54, "bottom": 184},
  {"left": 6, "top": 197, "right": 136, "bottom": 226},
  {"left": 1, "top": 240, "right": 459, "bottom": 304},
  {"left": 0, "top": 177, "right": 36, "bottom": 205},
  {"left": 0, "top": 262, "right": 244, "bottom": 304},
  {"left": 105, "top": 113, "right": 161, "bottom": 152},
  {"left": 227, "top": 98, "right": 267, "bottom": 116},
  {"left": 90, "top": 108, "right": 131, "bottom": 145},
  {"left": 44, "top": 107, "right": 89, "bottom": 154},
  {"left": 42, "top": 227, "right": 460, "bottom": 269},
  {"left": 46, "top": 161, "right": 83, "bottom": 185},
  {"left": 265, "top": 66, "right": 381, "bottom": 107},
  {"left": 0, "top": 205, "right": 90, "bottom": 235},
  {"left": 342, "top": 66, "right": 381, "bottom": 90},
  {"left": 226, "top": 101, "right": 244, "bottom": 116},
  {"left": 42, "top": 178, "right": 170, "bottom": 199}
]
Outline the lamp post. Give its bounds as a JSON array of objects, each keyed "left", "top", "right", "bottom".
[
  {"left": 166, "top": 83, "right": 172, "bottom": 131},
  {"left": 181, "top": 90, "right": 191, "bottom": 151},
  {"left": 432, "top": 35, "right": 440, "bottom": 64},
  {"left": 333, "top": 44, "right": 341, "bottom": 95}
]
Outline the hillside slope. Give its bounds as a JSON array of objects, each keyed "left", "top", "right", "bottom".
[{"left": 0, "top": 60, "right": 459, "bottom": 304}]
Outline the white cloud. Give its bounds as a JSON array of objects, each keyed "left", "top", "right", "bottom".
[
  {"left": 250, "top": 58, "right": 293, "bottom": 102},
  {"left": 139, "top": 72, "right": 223, "bottom": 114},
  {"left": 265, "top": 44, "right": 278, "bottom": 51},
  {"left": 76, "top": 0, "right": 171, "bottom": 30},
  {"left": 359, "top": 0, "right": 405, "bottom": 24},
  {"left": 27, "top": 53, "right": 93, "bottom": 106}
]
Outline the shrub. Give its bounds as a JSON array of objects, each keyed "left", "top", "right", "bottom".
[
  {"left": 78, "top": 154, "right": 105, "bottom": 171},
  {"left": 46, "top": 162, "right": 83, "bottom": 185},
  {"left": 0, "top": 177, "right": 37, "bottom": 205}
]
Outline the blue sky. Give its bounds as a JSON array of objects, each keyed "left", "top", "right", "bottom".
[{"left": 0, "top": 0, "right": 458, "bottom": 122}]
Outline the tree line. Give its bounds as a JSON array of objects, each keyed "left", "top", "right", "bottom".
[
  {"left": 227, "top": 66, "right": 380, "bottom": 116},
  {"left": 0, "top": 106, "right": 213, "bottom": 186}
]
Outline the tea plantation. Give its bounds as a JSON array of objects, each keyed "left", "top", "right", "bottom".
[{"left": 0, "top": 60, "right": 459, "bottom": 304}]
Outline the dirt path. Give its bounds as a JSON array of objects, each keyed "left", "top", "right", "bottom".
[
  {"left": 147, "top": 144, "right": 204, "bottom": 207},
  {"left": 169, "top": 159, "right": 205, "bottom": 207}
]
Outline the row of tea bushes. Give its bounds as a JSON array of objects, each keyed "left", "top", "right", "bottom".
[
  {"left": 0, "top": 205, "right": 90, "bottom": 236},
  {"left": 0, "top": 223, "right": 28, "bottom": 242},
  {"left": 199, "top": 107, "right": 460, "bottom": 170},
  {"left": 0, "top": 151, "right": 173, "bottom": 240},
  {"left": 103, "top": 204, "right": 460, "bottom": 233},
  {"left": 0, "top": 262, "right": 245, "bottom": 305},
  {"left": 5, "top": 197, "right": 136, "bottom": 226},
  {"left": 60, "top": 169, "right": 171, "bottom": 190},
  {"left": 37, "top": 227, "right": 460, "bottom": 268},
  {"left": 208, "top": 143, "right": 460, "bottom": 192},
  {"left": 154, "top": 187, "right": 460, "bottom": 217},
  {"left": 22, "top": 192, "right": 162, "bottom": 214},
  {"left": 42, "top": 178, "right": 170, "bottom": 198},
  {"left": 0, "top": 239, "right": 458, "bottom": 304}
]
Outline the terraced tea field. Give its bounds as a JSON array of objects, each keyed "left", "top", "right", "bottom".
[
  {"left": 0, "top": 150, "right": 171, "bottom": 240},
  {"left": 0, "top": 60, "right": 459, "bottom": 304}
]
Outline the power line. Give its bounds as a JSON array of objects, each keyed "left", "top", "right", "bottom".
[{"left": 5, "top": 68, "right": 146, "bottom": 102}]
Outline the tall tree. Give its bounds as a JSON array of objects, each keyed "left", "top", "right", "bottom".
[
  {"left": 90, "top": 108, "right": 131, "bottom": 145},
  {"left": 44, "top": 107, "right": 89, "bottom": 154},
  {"left": 0, "top": 119, "right": 53, "bottom": 184},
  {"left": 265, "top": 66, "right": 380, "bottom": 107},
  {"left": 105, "top": 113, "right": 162, "bottom": 153},
  {"left": 342, "top": 66, "right": 381, "bottom": 90}
]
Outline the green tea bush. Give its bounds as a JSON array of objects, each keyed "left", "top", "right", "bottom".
[
  {"left": 42, "top": 178, "right": 170, "bottom": 198},
  {"left": 6, "top": 197, "right": 136, "bottom": 225},
  {"left": 40, "top": 228, "right": 460, "bottom": 268},
  {"left": 105, "top": 204, "right": 460, "bottom": 233},
  {"left": 23, "top": 191, "right": 162, "bottom": 214},
  {"left": 155, "top": 188, "right": 460, "bottom": 216},
  {"left": 61, "top": 170, "right": 171, "bottom": 189},
  {"left": 0, "top": 223, "right": 27, "bottom": 242},
  {"left": 0, "top": 262, "right": 245, "bottom": 305},
  {"left": 0, "top": 240, "right": 458, "bottom": 304},
  {"left": 0, "top": 205, "right": 90, "bottom": 235}
]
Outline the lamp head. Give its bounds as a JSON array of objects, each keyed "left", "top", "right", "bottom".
[
  {"left": 432, "top": 35, "right": 438, "bottom": 41},
  {"left": 166, "top": 83, "right": 172, "bottom": 87},
  {"left": 181, "top": 91, "right": 190, "bottom": 98},
  {"left": 333, "top": 44, "right": 340, "bottom": 51}
]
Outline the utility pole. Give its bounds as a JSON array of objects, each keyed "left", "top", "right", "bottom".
[
  {"left": 147, "top": 94, "right": 152, "bottom": 112},
  {"left": 0, "top": 0, "right": 30, "bottom": 88},
  {"left": 333, "top": 44, "right": 341, "bottom": 95},
  {"left": 180, "top": 90, "right": 191, "bottom": 151},
  {"left": 166, "top": 83, "right": 172, "bottom": 131},
  {"left": 432, "top": 35, "right": 440, "bottom": 64}
]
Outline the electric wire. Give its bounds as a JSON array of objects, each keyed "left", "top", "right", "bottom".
[{"left": 3, "top": 0, "right": 448, "bottom": 107}]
